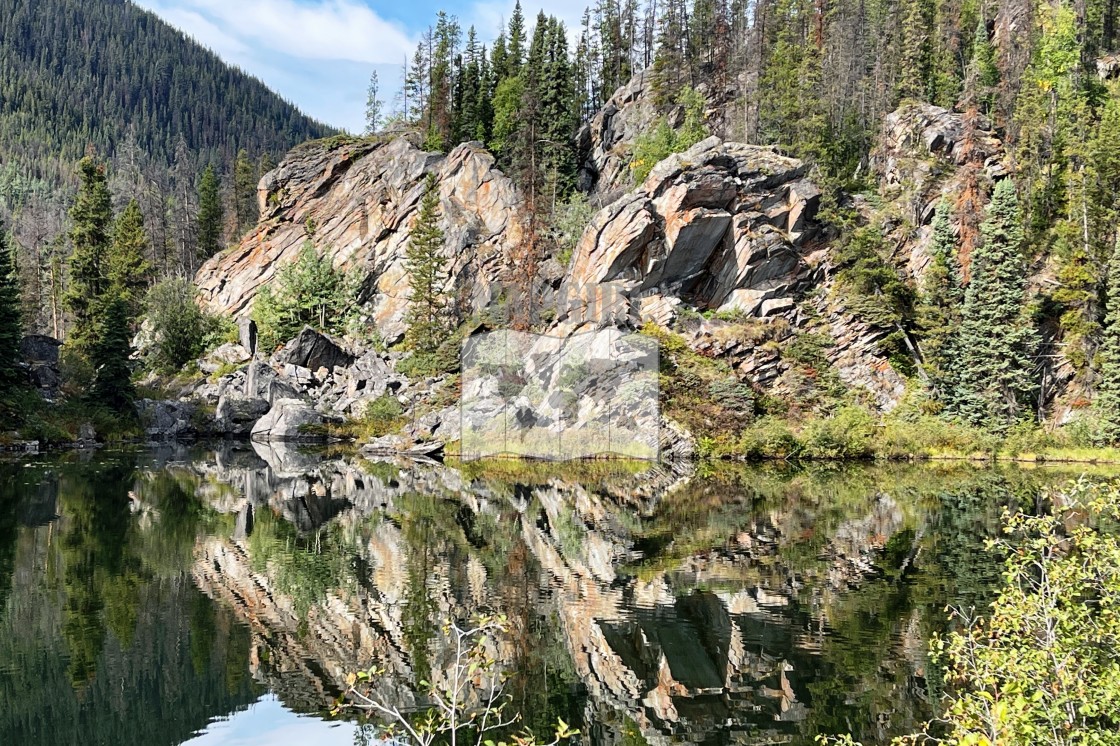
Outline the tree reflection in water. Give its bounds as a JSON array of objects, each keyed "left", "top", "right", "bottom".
[{"left": 0, "top": 448, "right": 1106, "bottom": 746}]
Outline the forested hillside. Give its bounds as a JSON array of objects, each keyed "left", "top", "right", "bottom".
[
  {"left": 0, "top": 0, "right": 335, "bottom": 324},
  {"left": 0, "top": 0, "right": 332, "bottom": 197}
]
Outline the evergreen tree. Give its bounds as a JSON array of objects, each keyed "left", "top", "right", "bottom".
[
  {"left": 1096, "top": 238, "right": 1120, "bottom": 442},
  {"left": 107, "top": 199, "right": 151, "bottom": 321},
  {"left": 897, "top": 0, "right": 932, "bottom": 102},
  {"left": 196, "top": 165, "right": 224, "bottom": 259},
  {"left": 365, "top": 70, "right": 384, "bottom": 135},
  {"left": 917, "top": 201, "right": 963, "bottom": 394},
  {"left": 65, "top": 155, "right": 114, "bottom": 354},
  {"left": 951, "top": 180, "right": 1039, "bottom": 432},
  {"left": 233, "top": 149, "right": 258, "bottom": 236},
  {"left": 507, "top": 2, "right": 527, "bottom": 76},
  {"left": 0, "top": 222, "right": 22, "bottom": 387},
  {"left": 404, "top": 175, "right": 449, "bottom": 354},
  {"left": 89, "top": 294, "right": 135, "bottom": 412}
]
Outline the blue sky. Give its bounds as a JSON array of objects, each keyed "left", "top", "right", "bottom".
[{"left": 132, "top": 0, "right": 587, "bottom": 133}]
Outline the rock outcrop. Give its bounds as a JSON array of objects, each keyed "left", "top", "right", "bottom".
[
  {"left": 195, "top": 136, "right": 527, "bottom": 343},
  {"left": 568, "top": 137, "right": 820, "bottom": 322},
  {"left": 250, "top": 398, "right": 330, "bottom": 442}
]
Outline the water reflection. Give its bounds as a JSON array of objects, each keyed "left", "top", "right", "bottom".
[{"left": 0, "top": 447, "right": 1106, "bottom": 745}]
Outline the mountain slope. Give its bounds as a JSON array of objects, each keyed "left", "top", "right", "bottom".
[{"left": 0, "top": 0, "right": 334, "bottom": 199}]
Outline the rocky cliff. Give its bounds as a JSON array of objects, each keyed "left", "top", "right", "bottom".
[
  {"left": 186, "top": 73, "right": 1062, "bottom": 448},
  {"left": 196, "top": 136, "right": 527, "bottom": 343}
]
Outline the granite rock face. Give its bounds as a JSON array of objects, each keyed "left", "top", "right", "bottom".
[
  {"left": 568, "top": 137, "right": 820, "bottom": 321},
  {"left": 195, "top": 137, "right": 526, "bottom": 343}
]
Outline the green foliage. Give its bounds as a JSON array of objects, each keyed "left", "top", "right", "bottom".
[
  {"left": 799, "top": 405, "right": 877, "bottom": 459},
  {"left": 917, "top": 201, "right": 964, "bottom": 394},
  {"left": 1096, "top": 238, "right": 1120, "bottom": 442},
  {"left": 196, "top": 164, "right": 223, "bottom": 259},
  {"left": 88, "top": 294, "right": 135, "bottom": 412},
  {"left": 835, "top": 226, "right": 915, "bottom": 332},
  {"left": 232, "top": 149, "right": 258, "bottom": 235},
  {"left": 929, "top": 480, "right": 1120, "bottom": 745},
  {"left": 547, "top": 192, "right": 597, "bottom": 267},
  {"left": 949, "top": 180, "right": 1039, "bottom": 433},
  {"left": 144, "top": 278, "right": 228, "bottom": 374},
  {"left": 0, "top": 221, "right": 22, "bottom": 387},
  {"left": 348, "top": 394, "right": 406, "bottom": 441},
  {"left": 825, "top": 479, "right": 1120, "bottom": 745},
  {"left": 65, "top": 155, "right": 114, "bottom": 356},
  {"left": 107, "top": 199, "right": 152, "bottom": 319},
  {"left": 404, "top": 174, "right": 451, "bottom": 355},
  {"left": 252, "top": 242, "right": 358, "bottom": 351},
  {"left": 629, "top": 87, "right": 709, "bottom": 184}
]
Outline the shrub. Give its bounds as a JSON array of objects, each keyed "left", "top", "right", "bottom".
[
  {"left": 548, "top": 192, "right": 598, "bottom": 267},
  {"left": 629, "top": 87, "right": 709, "bottom": 183},
  {"left": 144, "top": 278, "right": 229, "bottom": 374},
  {"left": 798, "top": 405, "right": 876, "bottom": 459}
]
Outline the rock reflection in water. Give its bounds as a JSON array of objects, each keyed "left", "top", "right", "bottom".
[{"left": 0, "top": 448, "right": 1089, "bottom": 746}]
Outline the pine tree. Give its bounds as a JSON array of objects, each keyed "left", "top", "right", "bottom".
[
  {"left": 0, "top": 222, "right": 23, "bottom": 387},
  {"left": 65, "top": 155, "right": 114, "bottom": 355},
  {"left": 89, "top": 294, "right": 135, "bottom": 412},
  {"left": 233, "top": 149, "right": 258, "bottom": 236},
  {"left": 107, "top": 200, "right": 151, "bottom": 321},
  {"left": 197, "top": 164, "right": 224, "bottom": 259},
  {"left": 951, "top": 180, "right": 1039, "bottom": 432},
  {"left": 404, "top": 175, "right": 449, "bottom": 354},
  {"left": 365, "top": 70, "right": 383, "bottom": 135},
  {"left": 1096, "top": 237, "right": 1120, "bottom": 442}
]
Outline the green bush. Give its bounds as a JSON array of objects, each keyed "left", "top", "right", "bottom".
[
  {"left": 629, "top": 87, "right": 709, "bottom": 183},
  {"left": 823, "top": 480, "right": 1120, "bottom": 746},
  {"left": 145, "top": 278, "right": 230, "bottom": 374},
  {"left": 799, "top": 405, "right": 877, "bottom": 459}
]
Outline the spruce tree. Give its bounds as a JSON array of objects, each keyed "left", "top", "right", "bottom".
[
  {"left": 917, "top": 200, "right": 963, "bottom": 393},
  {"left": 65, "top": 155, "right": 114, "bottom": 355},
  {"left": 365, "top": 70, "right": 383, "bottom": 135},
  {"left": 233, "top": 149, "right": 258, "bottom": 235},
  {"left": 89, "top": 294, "right": 135, "bottom": 412},
  {"left": 197, "top": 164, "right": 224, "bottom": 259},
  {"left": 404, "top": 175, "right": 449, "bottom": 354},
  {"left": 108, "top": 200, "right": 151, "bottom": 321},
  {"left": 951, "top": 180, "right": 1039, "bottom": 432},
  {"left": 1097, "top": 237, "right": 1120, "bottom": 442},
  {"left": 0, "top": 223, "right": 23, "bottom": 387}
]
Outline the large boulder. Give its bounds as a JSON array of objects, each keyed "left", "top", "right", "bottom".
[
  {"left": 199, "top": 342, "right": 251, "bottom": 375},
  {"left": 215, "top": 395, "right": 271, "bottom": 436},
  {"left": 250, "top": 398, "right": 329, "bottom": 443},
  {"left": 20, "top": 335, "right": 63, "bottom": 400},
  {"left": 195, "top": 137, "right": 527, "bottom": 343},
  {"left": 277, "top": 327, "right": 354, "bottom": 372},
  {"left": 138, "top": 400, "right": 198, "bottom": 442}
]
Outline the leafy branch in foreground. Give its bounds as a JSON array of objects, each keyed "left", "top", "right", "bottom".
[
  {"left": 337, "top": 615, "right": 579, "bottom": 746},
  {"left": 820, "top": 478, "right": 1120, "bottom": 746}
]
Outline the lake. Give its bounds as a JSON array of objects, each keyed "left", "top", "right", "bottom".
[{"left": 0, "top": 445, "right": 1105, "bottom": 745}]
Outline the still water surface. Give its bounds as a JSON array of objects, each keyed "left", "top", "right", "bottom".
[{"left": 0, "top": 445, "right": 1105, "bottom": 745}]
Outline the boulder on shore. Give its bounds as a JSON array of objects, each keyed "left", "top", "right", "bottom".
[{"left": 250, "top": 398, "right": 330, "bottom": 443}]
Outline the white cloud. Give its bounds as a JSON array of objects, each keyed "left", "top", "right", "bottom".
[
  {"left": 136, "top": 0, "right": 415, "bottom": 64},
  {"left": 463, "top": 1, "right": 587, "bottom": 45}
]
